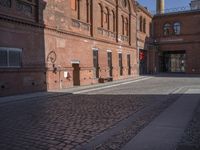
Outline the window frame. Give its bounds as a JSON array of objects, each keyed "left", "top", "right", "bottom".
[
  {"left": 0, "top": 0, "right": 11, "bottom": 8},
  {"left": 173, "top": 22, "right": 181, "bottom": 35},
  {"left": 163, "top": 23, "right": 171, "bottom": 36},
  {"left": 0, "top": 47, "right": 22, "bottom": 68},
  {"left": 143, "top": 18, "right": 146, "bottom": 33},
  {"left": 139, "top": 16, "right": 143, "bottom": 32}
]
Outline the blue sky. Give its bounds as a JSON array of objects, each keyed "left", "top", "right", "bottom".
[{"left": 137, "top": 0, "right": 191, "bottom": 11}]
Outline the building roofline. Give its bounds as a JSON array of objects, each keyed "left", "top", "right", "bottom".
[
  {"left": 136, "top": 2, "right": 153, "bottom": 18},
  {"left": 153, "top": 9, "right": 200, "bottom": 18}
]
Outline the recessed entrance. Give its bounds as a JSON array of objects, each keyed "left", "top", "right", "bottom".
[
  {"left": 107, "top": 52, "right": 113, "bottom": 77},
  {"left": 127, "top": 54, "right": 131, "bottom": 75},
  {"left": 72, "top": 64, "right": 80, "bottom": 86},
  {"left": 139, "top": 50, "right": 148, "bottom": 75},
  {"left": 161, "top": 51, "right": 186, "bottom": 73}
]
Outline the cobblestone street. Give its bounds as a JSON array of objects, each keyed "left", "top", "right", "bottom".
[{"left": 0, "top": 74, "right": 200, "bottom": 150}]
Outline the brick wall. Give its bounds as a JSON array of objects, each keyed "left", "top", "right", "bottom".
[{"left": 153, "top": 11, "right": 200, "bottom": 73}]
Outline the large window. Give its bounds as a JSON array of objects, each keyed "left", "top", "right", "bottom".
[
  {"left": 16, "top": 0, "right": 33, "bottom": 16},
  {"left": 0, "top": 48, "right": 22, "bottom": 68},
  {"left": 104, "top": 7, "right": 110, "bottom": 30},
  {"left": 111, "top": 10, "right": 116, "bottom": 32},
  {"left": 99, "top": 4, "right": 103, "bottom": 28},
  {"left": 0, "top": 0, "right": 37, "bottom": 19},
  {"left": 143, "top": 18, "right": 146, "bottom": 33},
  {"left": 163, "top": 23, "right": 171, "bottom": 36},
  {"left": 173, "top": 22, "right": 181, "bottom": 35},
  {"left": 125, "top": 18, "right": 129, "bottom": 36},
  {"left": 139, "top": 16, "right": 143, "bottom": 32},
  {"left": 121, "top": 15, "right": 124, "bottom": 35},
  {"left": 0, "top": 0, "right": 11, "bottom": 8}
]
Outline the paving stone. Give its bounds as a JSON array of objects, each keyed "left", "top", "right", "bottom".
[{"left": 0, "top": 75, "right": 200, "bottom": 150}]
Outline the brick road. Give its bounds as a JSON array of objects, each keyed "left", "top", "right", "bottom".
[{"left": 0, "top": 74, "right": 200, "bottom": 150}]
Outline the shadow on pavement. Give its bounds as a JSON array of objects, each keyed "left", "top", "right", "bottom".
[{"left": 0, "top": 92, "right": 199, "bottom": 150}]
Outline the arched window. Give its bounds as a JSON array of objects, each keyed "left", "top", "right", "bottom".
[
  {"left": 122, "top": 15, "right": 124, "bottom": 35},
  {"left": 143, "top": 18, "right": 146, "bottom": 33},
  {"left": 99, "top": 4, "right": 103, "bottom": 27},
  {"left": 173, "top": 22, "right": 181, "bottom": 35},
  {"left": 163, "top": 23, "right": 171, "bottom": 36},
  {"left": 139, "top": 16, "right": 143, "bottom": 32},
  {"left": 86, "top": 0, "right": 90, "bottom": 23},
  {"left": 77, "top": 0, "right": 80, "bottom": 20},
  {"left": 125, "top": 18, "right": 129, "bottom": 36},
  {"left": 73, "top": 0, "right": 88, "bottom": 22},
  {"left": 104, "top": 7, "right": 110, "bottom": 30},
  {"left": 112, "top": 10, "right": 116, "bottom": 32}
]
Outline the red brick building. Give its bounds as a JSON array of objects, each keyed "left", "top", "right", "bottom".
[
  {"left": 136, "top": 3, "right": 154, "bottom": 74},
  {"left": 136, "top": 0, "right": 200, "bottom": 75},
  {"left": 153, "top": 10, "right": 200, "bottom": 74},
  {"left": 0, "top": 0, "right": 138, "bottom": 96},
  {"left": 0, "top": 0, "right": 200, "bottom": 96}
]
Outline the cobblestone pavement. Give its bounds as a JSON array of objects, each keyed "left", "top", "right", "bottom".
[
  {"left": 92, "top": 94, "right": 179, "bottom": 150},
  {"left": 0, "top": 74, "right": 200, "bottom": 150},
  {"left": 177, "top": 101, "right": 200, "bottom": 150}
]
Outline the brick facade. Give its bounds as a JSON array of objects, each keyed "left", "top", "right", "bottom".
[
  {"left": 0, "top": 0, "right": 139, "bottom": 96},
  {"left": 153, "top": 10, "right": 200, "bottom": 74},
  {"left": 0, "top": 0, "right": 200, "bottom": 96}
]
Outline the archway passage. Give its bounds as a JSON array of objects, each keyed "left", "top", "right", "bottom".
[{"left": 161, "top": 51, "right": 186, "bottom": 73}]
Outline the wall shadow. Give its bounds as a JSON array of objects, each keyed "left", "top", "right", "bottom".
[{"left": 0, "top": 0, "right": 47, "bottom": 97}]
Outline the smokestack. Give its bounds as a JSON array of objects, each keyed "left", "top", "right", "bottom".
[{"left": 156, "top": 0, "right": 165, "bottom": 14}]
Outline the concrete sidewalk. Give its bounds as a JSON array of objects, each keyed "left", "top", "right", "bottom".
[
  {"left": 0, "top": 76, "right": 151, "bottom": 104},
  {"left": 122, "top": 89, "right": 200, "bottom": 150}
]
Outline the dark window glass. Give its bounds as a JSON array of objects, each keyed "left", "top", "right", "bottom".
[
  {"left": 9, "top": 51, "right": 21, "bottom": 67},
  {"left": 163, "top": 23, "right": 171, "bottom": 36},
  {"left": 173, "top": 22, "right": 181, "bottom": 35},
  {"left": 16, "top": 0, "right": 32, "bottom": 16},
  {"left": 0, "top": 0, "right": 11, "bottom": 8},
  {"left": 107, "top": 52, "right": 113, "bottom": 77},
  {"left": 119, "top": 53, "right": 123, "bottom": 76},
  {"left": 143, "top": 18, "right": 146, "bottom": 33},
  {"left": 0, "top": 50, "right": 8, "bottom": 67},
  {"left": 93, "top": 50, "right": 99, "bottom": 78},
  {"left": 0, "top": 48, "right": 21, "bottom": 68},
  {"left": 127, "top": 54, "right": 131, "bottom": 75},
  {"left": 140, "top": 16, "right": 143, "bottom": 32}
]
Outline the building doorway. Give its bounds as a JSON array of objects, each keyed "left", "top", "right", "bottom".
[
  {"left": 93, "top": 50, "right": 99, "bottom": 78},
  {"left": 72, "top": 63, "right": 80, "bottom": 86},
  {"left": 119, "top": 53, "right": 123, "bottom": 76},
  {"left": 161, "top": 51, "right": 186, "bottom": 73},
  {"left": 127, "top": 54, "right": 131, "bottom": 75},
  {"left": 139, "top": 49, "right": 148, "bottom": 75},
  {"left": 107, "top": 52, "right": 113, "bottom": 77}
]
